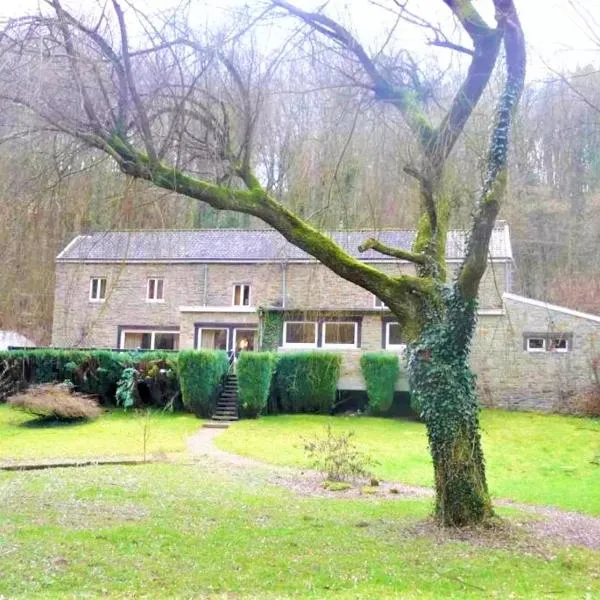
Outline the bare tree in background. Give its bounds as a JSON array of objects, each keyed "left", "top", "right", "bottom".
[{"left": 1, "top": 0, "right": 525, "bottom": 526}]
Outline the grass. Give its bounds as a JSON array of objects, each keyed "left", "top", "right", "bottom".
[
  {"left": 215, "top": 411, "right": 600, "bottom": 515},
  {"left": 0, "top": 404, "right": 202, "bottom": 461},
  {"left": 0, "top": 462, "right": 598, "bottom": 598}
]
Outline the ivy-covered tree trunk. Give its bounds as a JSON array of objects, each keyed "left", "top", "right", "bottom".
[{"left": 407, "top": 288, "right": 492, "bottom": 526}]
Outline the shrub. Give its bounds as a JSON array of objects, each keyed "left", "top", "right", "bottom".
[
  {"left": 178, "top": 350, "right": 229, "bottom": 417},
  {"left": 360, "top": 352, "right": 400, "bottom": 414},
  {"left": 274, "top": 352, "right": 341, "bottom": 414},
  {"left": 237, "top": 352, "right": 276, "bottom": 418},
  {"left": 8, "top": 383, "right": 102, "bottom": 421},
  {"left": 303, "top": 425, "right": 376, "bottom": 482},
  {"left": 576, "top": 384, "right": 600, "bottom": 417}
]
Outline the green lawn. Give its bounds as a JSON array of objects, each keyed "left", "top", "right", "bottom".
[
  {"left": 0, "top": 405, "right": 201, "bottom": 461},
  {"left": 215, "top": 411, "right": 600, "bottom": 515},
  {"left": 0, "top": 462, "right": 597, "bottom": 599}
]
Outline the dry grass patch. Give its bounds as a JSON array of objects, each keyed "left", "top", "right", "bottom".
[{"left": 8, "top": 383, "right": 102, "bottom": 421}]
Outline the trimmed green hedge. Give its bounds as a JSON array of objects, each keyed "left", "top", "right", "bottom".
[
  {"left": 274, "top": 352, "right": 341, "bottom": 414},
  {"left": 237, "top": 352, "right": 276, "bottom": 418},
  {"left": 178, "top": 350, "right": 229, "bottom": 417},
  {"left": 360, "top": 352, "right": 400, "bottom": 414}
]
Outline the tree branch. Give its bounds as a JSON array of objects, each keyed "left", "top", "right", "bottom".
[
  {"left": 358, "top": 238, "right": 427, "bottom": 264},
  {"left": 458, "top": 0, "right": 526, "bottom": 300}
]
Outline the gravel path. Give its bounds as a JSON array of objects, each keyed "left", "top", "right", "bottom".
[{"left": 187, "top": 426, "right": 600, "bottom": 551}]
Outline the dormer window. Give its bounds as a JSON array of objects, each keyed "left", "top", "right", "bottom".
[
  {"left": 147, "top": 278, "right": 164, "bottom": 302},
  {"left": 373, "top": 295, "right": 387, "bottom": 309},
  {"left": 233, "top": 284, "right": 251, "bottom": 306},
  {"left": 89, "top": 277, "right": 107, "bottom": 302}
]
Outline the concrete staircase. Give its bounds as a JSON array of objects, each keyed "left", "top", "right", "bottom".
[{"left": 211, "top": 372, "right": 239, "bottom": 423}]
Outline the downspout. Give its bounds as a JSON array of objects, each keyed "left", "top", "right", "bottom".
[
  {"left": 203, "top": 264, "right": 208, "bottom": 306},
  {"left": 281, "top": 261, "right": 287, "bottom": 309}
]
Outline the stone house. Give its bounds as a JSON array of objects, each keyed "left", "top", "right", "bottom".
[{"left": 52, "top": 223, "right": 600, "bottom": 412}]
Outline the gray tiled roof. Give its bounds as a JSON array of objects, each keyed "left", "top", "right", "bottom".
[{"left": 57, "top": 223, "right": 512, "bottom": 262}]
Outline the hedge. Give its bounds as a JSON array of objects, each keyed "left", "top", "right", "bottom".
[
  {"left": 360, "top": 352, "right": 400, "bottom": 414},
  {"left": 178, "top": 350, "right": 229, "bottom": 417},
  {"left": 236, "top": 352, "right": 276, "bottom": 418},
  {"left": 0, "top": 349, "right": 181, "bottom": 408},
  {"left": 273, "top": 352, "right": 341, "bottom": 414}
]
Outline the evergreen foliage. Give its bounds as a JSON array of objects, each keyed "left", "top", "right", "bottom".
[
  {"left": 236, "top": 352, "right": 276, "bottom": 418},
  {"left": 258, "top": 309, "right": 284, "bottom": 351},
  {"left": 273, "top": 352, "right": 341, "bottom": 414},
  {"left": 0, "top": 349, "right": 181, "bottom": 408},
  {"left": 360, "top": 352, "right": 400, "bottom": 414},
  {"left": 178, "top": 350, "right": 229, "bottom": 417}
]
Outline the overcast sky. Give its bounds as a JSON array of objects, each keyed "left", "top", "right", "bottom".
[{"left": 2, "top": 0, "right": 599, "bottom": 80}]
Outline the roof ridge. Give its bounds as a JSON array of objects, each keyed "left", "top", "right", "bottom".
[{"left": 73, "top": 225, "right": 507, "bottom": 235}]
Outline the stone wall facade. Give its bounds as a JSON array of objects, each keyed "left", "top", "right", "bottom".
[{"left": 471, "top": 296, "right": 600, "bottom": 412}]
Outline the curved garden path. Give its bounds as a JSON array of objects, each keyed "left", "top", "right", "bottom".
[{"left": 187, "top": 426, "right": 600, "bottom": 551}]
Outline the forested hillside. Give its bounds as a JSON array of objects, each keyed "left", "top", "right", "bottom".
[{"left": 1, "top": 9, "right": 599, "bottom": 343}]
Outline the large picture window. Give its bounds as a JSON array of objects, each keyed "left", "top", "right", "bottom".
[
  {"left": 322, "top": 321, "right": 357, "bottom": 348},
  {"left": 121, "top": 329, "right": 179, "bottom": 350},
  {"left": 283, "top": 322, "right": 317, "bottom": 347}
]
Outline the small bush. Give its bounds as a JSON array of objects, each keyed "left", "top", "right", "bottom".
[
  {"left": 576, "top": 385, "right": 600, "bottom": 417},
  {"left": 360, "top": 352, "right": 400, "bottom": 414},
  {"left": 178, "top": 350, "right": 229, "bottom": 417},
  {"left": 8, "top": 383, "right": 102, "bottom": 421},
  {"left": 303, "top": 425, "right": 376, "bottom": 482},
  {"left": 237, "top": 352, "right": 276, "bottom": 418},
  {"left": 274, "top": 352, "right": 341, "bottom": 414}
]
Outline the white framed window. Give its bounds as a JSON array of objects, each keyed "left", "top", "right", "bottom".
[
  {"left": 322, "top": 321, "right": 358, "bottom": 348},
  {"left": 147, "top": 278, "right": 164, "bottom": 302},
  {"left": 385, "top": 322, "right": 406, "bottom": 352},
  {"left": 233, "top": 328, "right": 257, "bottom": 352},
  {"left": 283, "top": 321, "right": 317, "bottom": 347},
  {"left": 233, "top": 284, "right": 251, "bottom": 306},
  {"left": 549, "top": 336, "right": 569, "bottom": 352},
  {"left": 373, "top": 295, "right": 387, "bottom": 309},
  {"left": 89, "top": 277, "right": 107, "bottom": 302},
  {"left": 120, "top": 329, "right": 179, "bottom": 350},
  {"left": 526, "top": 337, "right": 546, "bottom": 353},
  {"left": 197, "top": 328, "right": 229, "bottom": 351}
]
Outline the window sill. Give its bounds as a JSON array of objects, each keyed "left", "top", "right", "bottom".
[
  {"left": 146, "top": 299, "right": 165, "bottom": 303},
  {"left": 89, "top": 299, "right": 106, "bottom": 303}
]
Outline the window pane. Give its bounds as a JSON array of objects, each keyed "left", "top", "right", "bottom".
[
  {"left": 156, "top": 279, "right": 164, "bottom": 300},
  {"left": 528, "top": 338, "right": 544, "bottom": 350},
  {"left": 285, "top": 322, "right": 316, "bottom": 344},
  {"left": 148, "top": 279, "right": 155, "bottom": 299},
  {"left": 123, "top": 332, "right": 152, "bottom": 349},
  {"left": 91, "top": 279, "right": 98, "bottom": 299},
  {"left": 154, "top": 333, "right": 178, "bottom": 350},
  {"left": 388, "top": 323, "right": 404, "bottom": 346},
  {"left": 233, "top": 285, "right": 241, "bottom": 305},
  {"left": 324, "top": 322, "right": 355, "bottom": 345},
  {"left": 549, "top": 337, "right": 567, "bottom": 351},
  {"left": 99, "top": 278, "right": 106, "bottom": 299},
  {"left": 242, "top": 285, "right": 250, "bottom": 305},
  {"left": 200, "top": 328, "right": 228, "bottom": 350},
  {"left": 235, "top": 329, "right": 256, "bottom": 351}
]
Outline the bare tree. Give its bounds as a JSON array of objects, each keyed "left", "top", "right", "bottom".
[{"left": 1, "top": 0, "right": 525, "bottom": 526}]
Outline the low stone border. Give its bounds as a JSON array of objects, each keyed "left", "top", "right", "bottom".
[{"left": 0, "top": 457, "right": 154, "bottom": 471}]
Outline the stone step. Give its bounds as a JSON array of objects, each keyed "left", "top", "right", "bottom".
[
  {"left": 214, "top": 409, "right": 238, "bottom": 416},
  {"left": 212, "top": 415, "right": 239, "bottom": 421},
  {"left": 202, "top": 422, "right": 230, "bottom": 429}
]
